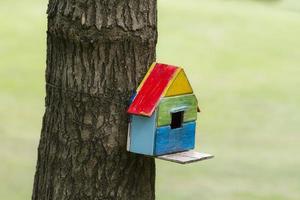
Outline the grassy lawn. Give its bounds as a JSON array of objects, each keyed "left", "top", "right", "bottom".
[{"left": 0, "top": 0, "right": 300, "bottom": 199}]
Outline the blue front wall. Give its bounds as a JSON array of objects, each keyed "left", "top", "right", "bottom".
[{"left": 154, "top": 121, "right": 196, "bottom": 156}]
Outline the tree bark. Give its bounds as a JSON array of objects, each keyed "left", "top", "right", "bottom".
[{"left": 32, "top": 1, "right": 157, "bottom": 199}]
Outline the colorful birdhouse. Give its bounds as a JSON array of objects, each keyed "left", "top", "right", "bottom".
[{"left": 127, "top": 63, "right": 213, "bottom": 164}]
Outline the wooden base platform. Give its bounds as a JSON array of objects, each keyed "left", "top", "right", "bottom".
[{"left": 157, "top": 150, "right": 214, "bottom": 164}]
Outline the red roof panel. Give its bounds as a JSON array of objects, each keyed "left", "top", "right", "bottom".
[{"left": 127, "top": 63, "right": 178, "bottom": 116}]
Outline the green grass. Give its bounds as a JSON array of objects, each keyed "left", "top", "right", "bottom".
[{"left": 0, "top": 0, "right": 300, "bottom": 199}]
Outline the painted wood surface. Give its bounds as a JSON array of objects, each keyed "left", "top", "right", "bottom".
[
  {"left": 157, "top": 150, "right": 214, "bottom": 164},
  {"left": 129, "top": 111, "right": 157, "bottom": 155},
  {"left": 165, "top": 70, "right": 193, "bottom": 97},
  {"left": 154, "top": 121, "right": 195, "bottom": 156},
  {"left": 127, "top": 63, "right": 179, "bottom": 117},
  {"left": 136, "top": 62, "right": 156, "bottom": 92},
  {"left": 157, "top": 94, "right": 198, "bottom": 127},
  {"left": 127, "top": 122, "right": 131, "bottom": 151}
]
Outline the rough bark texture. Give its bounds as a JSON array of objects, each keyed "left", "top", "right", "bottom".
[{"left": 32, "top": 0, "right": 157, "bottom": 199}]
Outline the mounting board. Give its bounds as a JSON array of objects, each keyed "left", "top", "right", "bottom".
[{"left": 157, "top": 150, "right": 214, "bottom": 164}]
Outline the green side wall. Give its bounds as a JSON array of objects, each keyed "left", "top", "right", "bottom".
[{"left": 157, "top": 94, "right": 198, "bottom": 127}]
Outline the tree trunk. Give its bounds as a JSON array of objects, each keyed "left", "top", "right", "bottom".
[{"left": 32, "top": 1, "right": 157, "bottom": 199}]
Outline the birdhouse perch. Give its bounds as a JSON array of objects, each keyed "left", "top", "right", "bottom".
[{"left": 127, "top": 63, "right": 213, "bottom": 164}]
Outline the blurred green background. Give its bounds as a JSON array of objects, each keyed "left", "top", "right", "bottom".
[{"left": 1, "top": 0, "right": 300, "bottom": 199}]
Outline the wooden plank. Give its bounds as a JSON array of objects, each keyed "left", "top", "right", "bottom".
[
  {"left": 129, "top": 111, "right": 157, "bottom": 156},
  {"left": 127, "top": 63, "right": 178, "bottom": 117},
  {"left": 127, "top": 121, "right": 131, "bottom": 151},
  {"left": 164, "top": 69, "right": 193, "bottom": 97},
  {"left": 157, "top": 94, "right": 198, "bottom": 127},
  {"left": 136, "top": 62, "right": 156, "bottom": 92},
  {"left": 157, "top": 150, "right": 214, "bottom": 164},
  {"left": 154, "top": 122, "right": 195, "bottom": 156}
]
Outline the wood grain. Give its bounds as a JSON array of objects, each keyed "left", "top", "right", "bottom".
[
  {"left": 129, "top": 111, "right": 157, "bottom": 156},
  {"left": 157, "top": 94, "right": 198, "bottom": 127},
  {"left": 157, "top": 150, "right": 214, "bottom": 164},
  {"left": 165, "top": 69, "right": 193, "bottom": 97},
  {"left": 128, "top": 63, "right": 178, "bottom": 116},
  {"left": 154, "top": 121, "right": 196, "bottom": 155}
]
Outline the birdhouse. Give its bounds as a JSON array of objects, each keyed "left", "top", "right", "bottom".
[{"left": 127, "top": 63, "right": 213, "bottom": 164}]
